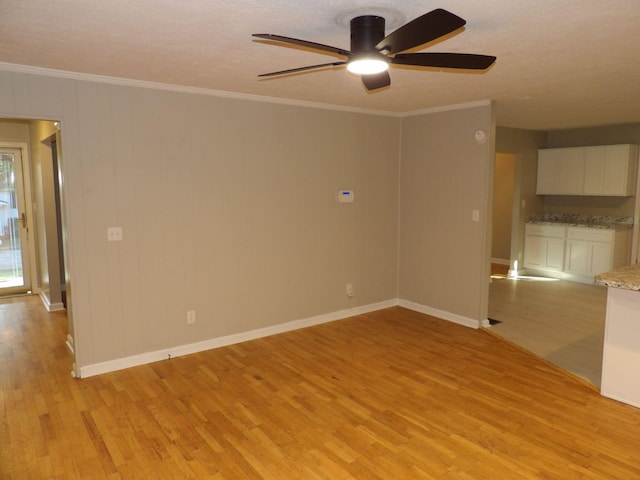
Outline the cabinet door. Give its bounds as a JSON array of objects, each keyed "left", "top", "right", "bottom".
[
  {"left": 583, "top": 146, "right": 606, "bottom": 195},
  {"left": 556, "top": 147, "right": 584, "bottom": 195},
  {"left": 583, "top": 144, "right": 636, "bottom": 196},
  {"left": 590, "top": 242, "right": 613, "bottom": 275},
  {"left": 602, "top": 145, "right": 629, "bottom": 195},
  {"left": 524, "top": 236, "right": 546, "bottom": 268},
  {"left": 565, "top": 240, "right": 590, "bottom": 274},
  {"left": 546, "top": 237, "right": 566, "bottom": 270}
]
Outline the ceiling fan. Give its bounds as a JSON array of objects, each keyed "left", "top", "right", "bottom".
[{"left": 253, "top": 8, "right": 496, "bottom": 91}]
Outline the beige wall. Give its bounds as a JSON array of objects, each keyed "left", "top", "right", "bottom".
[
  {"left": 0, "top": 119, "right": 30, "bottom": 142},
  {"left": 0, "top": 71, "right": 401, "bottom": 371},
  {"left": 546, "top": 123, "right": 640, "bottom": 148},
  {"left": 4, "top": 68, "right": 636, "bottom": 374},
  {"left": 398, "top": 105, "right": 494, "bottom": 324}
]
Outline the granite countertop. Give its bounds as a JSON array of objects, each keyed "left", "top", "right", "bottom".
[
  {"left": 595, "top": 264, "right": 640, "bottom": 291},
  {"left": 526, "top": 213, "right": 634, "bottom": 230}
]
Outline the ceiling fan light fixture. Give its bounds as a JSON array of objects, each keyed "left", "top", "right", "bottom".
[
  {"left": 255, "top": 8, "right": 494, "bottom": 91},
  {"left": 347, "top": 57, "right": 389, "bottom": 75}
]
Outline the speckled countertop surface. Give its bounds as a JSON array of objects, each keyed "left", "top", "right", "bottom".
[
  {"left": 595, "top": 264, "right": 640, "bottom": 291},
  {"left": 527, "top": 213, "right": 633, "bottom": 230}
]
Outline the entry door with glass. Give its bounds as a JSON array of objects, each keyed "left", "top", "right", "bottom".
[{"left": 0, "top": 147, "right": 32, "bottom": 294}]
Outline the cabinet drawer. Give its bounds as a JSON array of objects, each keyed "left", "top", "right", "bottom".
[
  {"left": 525, "top": 224, "right": 566, "bottom": 238},
  {"left": 567, "top": 227, "right": 614, "bottom": 242}
]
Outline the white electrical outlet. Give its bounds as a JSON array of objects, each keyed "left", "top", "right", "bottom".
[
  {"left": 187, "top": 310, "right": 196, "bottom": 325},
  {"left": 346, "top": 283, "right": 355, "bottom": 298},
  {"left": 107, "top": 227, "right": 123, "bottom": 241}
]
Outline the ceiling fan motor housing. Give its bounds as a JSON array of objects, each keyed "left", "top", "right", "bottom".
[{"left": 350, "top": 16, "right": 385, "bottom": 53}]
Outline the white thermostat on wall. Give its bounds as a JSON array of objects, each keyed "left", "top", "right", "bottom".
[{"left": 338, "top": 190, "right": 354, "bottom": 203}]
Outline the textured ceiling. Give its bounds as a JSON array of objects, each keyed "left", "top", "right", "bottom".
[{"left": 1, "top": 0, "right": 639, "bottom": 130}]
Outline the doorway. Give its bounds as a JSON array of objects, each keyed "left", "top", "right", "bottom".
[
  {"left": 488, "top": 150, "right": 607, "bottom": 388},
  {"left": 0, "top": 118, "right": 75, "bottom": 376},
  {"left": 491, "top": 153, "right": 515, "bottom": 268},
  {"left": 0, "top": 146, "right": 34, "bottom": 295}
]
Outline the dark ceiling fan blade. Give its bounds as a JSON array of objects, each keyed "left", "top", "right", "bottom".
[
  {"left": 376, "top": 9, "right": 466, "bottom": 55},
  {"left": 361, "top": 71, "right": 391, "bottom": 91},
  {"left": 253, "top": 34, "right": 351, "bottom": 57},
  {"left": 258, "top": 61, "right": 347, "bottom": 78},
  {"left": 392, "top": 53, "right": 496, "bottom": 70}
]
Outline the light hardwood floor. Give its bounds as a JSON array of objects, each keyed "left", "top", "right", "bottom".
[
  {"left": 2, "top": 295, "right": 640, "bottom": 479},
  {"left": 488, "top": 269, "right": 607, "bottom": 387}
]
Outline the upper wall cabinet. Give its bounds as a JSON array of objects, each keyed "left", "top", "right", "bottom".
[
  {"left": 536, "top": 144, "right": 638, "bottom": 196},
  {"left": 537, "top": 147, "right": 584, "bottom": 195},
  {"left": 583, "top": 145, "right": 637, "bottom": 196}
]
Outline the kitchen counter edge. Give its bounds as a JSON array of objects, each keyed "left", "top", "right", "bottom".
[{"left": 595, "top": 264, "right": 640, "bottom": 291}]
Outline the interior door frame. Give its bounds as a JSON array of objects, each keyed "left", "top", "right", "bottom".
[{"left": 0, "top": 142, "right": 38, "bottom": 294}]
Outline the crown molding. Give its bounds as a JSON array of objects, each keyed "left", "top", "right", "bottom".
[
  {"left": 400, "top": 100, "right": 492, "bottom": 118},
  {"left": 0, "top": 61, "right": 490, "bottom": 119}
]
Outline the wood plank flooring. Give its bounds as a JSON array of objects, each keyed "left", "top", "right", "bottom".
[{"left": 2, "top": 295, "right": 640, "bottom": 479}]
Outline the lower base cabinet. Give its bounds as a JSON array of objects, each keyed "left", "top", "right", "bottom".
[
  {"left": 524, "top": 224, "right": 630, "bottom": 283},
  {"left": 523, "top": 224, "right": 566, "bottom": 271},
  {"left": 565, "top": 240, "right": 613, "bottom": 277}
]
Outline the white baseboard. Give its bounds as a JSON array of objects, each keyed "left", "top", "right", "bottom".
[
  {"left": 397, "top": 299, "right": 481, "bottom": 329},
  {"left": 66, "top": 335, "right": 75, "bottom": 355},
  {"left": 78, "top": 297, "right": 485, "bottom": 378},
  {"left": 78, "top": 299, "right": 399, "bottom": 378},
  {"left": 601, "top": 393, "right": 640, "bottom": 410},
  {"left": 39, "top": 290, "right": 65, "bottom": 312},
  {"left": 491, "top": 257, "right": 510, "bottom": 266}
]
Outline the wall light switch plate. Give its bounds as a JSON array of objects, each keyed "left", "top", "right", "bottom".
[
  {"left": 107, "top": 227, "right": 123, "bottom": 241},
  {"left": 472, "top": 210, "right": 480, "bottom": 222}
]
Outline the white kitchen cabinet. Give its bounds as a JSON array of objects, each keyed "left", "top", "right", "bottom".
[
  {"left": 537, "top": 144, "right": 638, "bottom": 196},
  {"left": 564, "top": 227, "right": 630, "bottom": 278},
  {"left": 524, "top": 224, "right": 566, "bottom": 271},
  {"left": 556, "top": 148, "right": 585, "bottom": 195},
  {"left": 565, "top": 240, "right": 591, "bottom": 274},
  {"left": 565, "top": 228, "right": 613, "bottom": 276},
  {"left": 525, "top": 224, "right": 631, "bottom": 282},
  {"left": 583, "top": 144, "right": 638, "bottom": 196},
  {"left": 536, "top": 148, "right": 584, "bottom": 195},
  {"left": 591, "top": 242, "right": 616, "bottom": 275}
]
